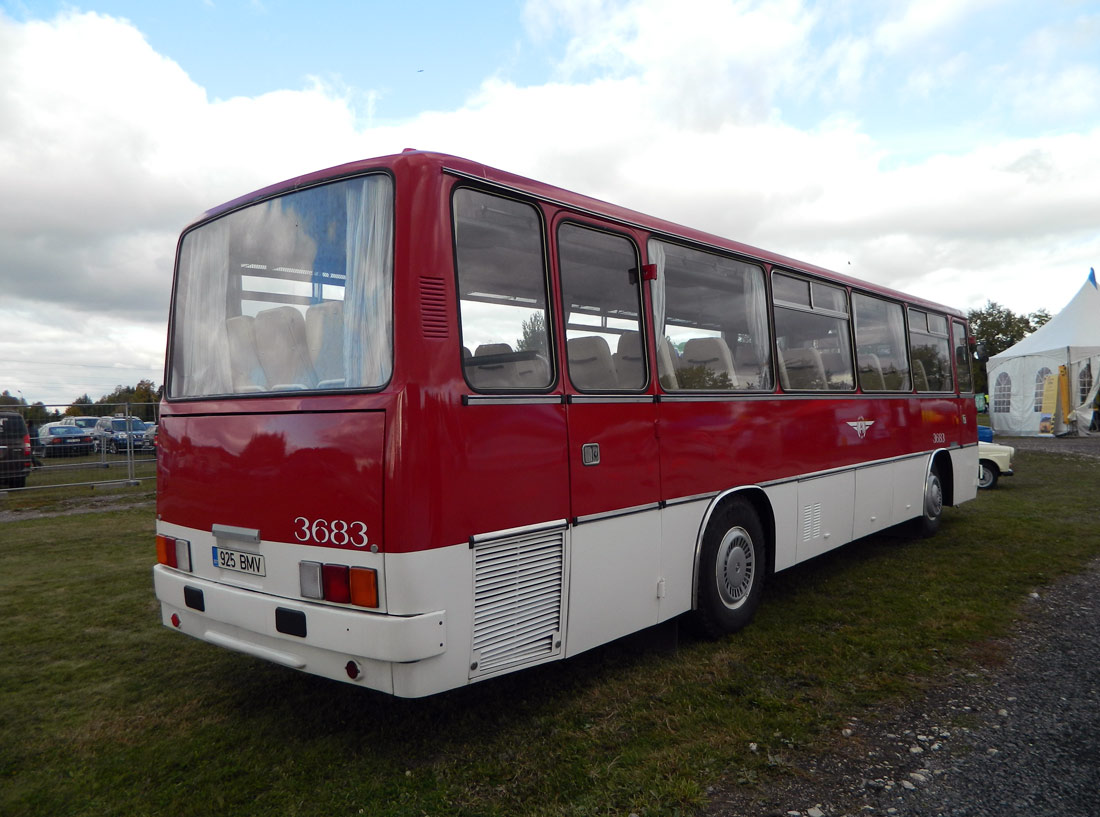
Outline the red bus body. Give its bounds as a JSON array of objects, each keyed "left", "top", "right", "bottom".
[{"left": 154, "top": 151, "right": 978, "bottom": 697}]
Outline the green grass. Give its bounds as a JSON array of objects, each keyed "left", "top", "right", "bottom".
[
  {"left": 21, "top": 449, "right": 156, "bottom": 490},
  {"left": 2, "top": 451, "right": 1098, "bottom": 817}
]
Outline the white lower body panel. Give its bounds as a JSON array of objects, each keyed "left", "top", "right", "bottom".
[{"left": 154, "top": 448, "right": 977, "bottom": 696}]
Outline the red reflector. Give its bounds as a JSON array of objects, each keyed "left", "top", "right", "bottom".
[{"left": 322, "top": 564, "right": 351, "bottom": 603}]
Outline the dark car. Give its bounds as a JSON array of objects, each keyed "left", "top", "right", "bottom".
[
  {"left": 0, "top": 411, "right": 32, "bottom": 488},
  {"left": 93, "top": 416, "right": 153, "bottom": 454},
  {"left": 35, "top": 423, "right": 96, "bottom": 457}
]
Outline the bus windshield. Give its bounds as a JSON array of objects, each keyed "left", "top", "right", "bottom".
[{"left": 168, "top": 174, "right": 394, "bottom": 398}]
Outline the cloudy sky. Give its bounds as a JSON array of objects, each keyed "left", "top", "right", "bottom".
[{"left": 2, "top": 0, "right": 1098, "bottom": 406}]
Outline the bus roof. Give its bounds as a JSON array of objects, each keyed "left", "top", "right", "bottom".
[{"left": 188, "top": 150, "right": 966, "bottom": 320}]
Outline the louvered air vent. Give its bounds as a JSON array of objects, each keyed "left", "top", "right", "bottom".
[
  {"left": 802, "top": 502, "right": 823, "bottom": 541},
  {"left": 471, "top": 527, "right": 565, "bottom": 676},
  {"left": 419, "top": 277, "right": 448, "bottom": 338}
]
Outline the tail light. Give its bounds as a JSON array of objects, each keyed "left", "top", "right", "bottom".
[
  {"left": 299, "top": 561, "right": 378, "bottom": 608},
  {"left": 22, "top": 433, "right": 30, "bottom": 456},
  {"left": 156, "top": 534, "right": 192, "bottom": 572},
  {"left": 349, "top": 567, "right": 379, "bottom": 608},
  {"left": 322, "top": 564, "right": 351, "bottom": 603}
]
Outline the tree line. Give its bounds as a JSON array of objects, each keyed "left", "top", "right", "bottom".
[
  {"left": 966, "top": 301, "right": 1050, "bottom": 394},
  {"left": 0, "top": 380, "right": 163, "bottom": 424}
]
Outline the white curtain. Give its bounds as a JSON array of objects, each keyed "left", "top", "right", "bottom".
[
  {"left": 744, "top": 267, "right": 770, "bottom": 380},
  {"left": 172, "top": 221, "right": 231, "bottom": 397},
  {"left": 647, "top": 239, "right": 666, "bottom": 342},
  {"left": 885, "top": 300, "right": 911, "bottom": 389},
  {"left": 343, "top": 176, "right": 394, "bottom": 388}
]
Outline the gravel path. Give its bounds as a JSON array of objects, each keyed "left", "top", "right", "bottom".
[
  {"left": 707, "top": 436, "right": 1100, "bottom": 817},
  {"left": 706, "top": 557, "right": 1100, "bottom": 817}
]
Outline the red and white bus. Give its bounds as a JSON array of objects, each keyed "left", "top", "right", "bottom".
[{"left": 154, "top": 151, "right": 978, "bottom": 697}]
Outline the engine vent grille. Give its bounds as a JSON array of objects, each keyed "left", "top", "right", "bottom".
[
  {"left": 471, "top": 527, "right": 565, "bottom": 676},
  {"left": 419, "top": 277, "right": 448, "bottom": 338},
  {"left": 802, "top": 502, "right": 823, "bottom": 541}
]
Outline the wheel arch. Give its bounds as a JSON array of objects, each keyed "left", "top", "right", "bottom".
[
  {"left": 690, "top": 486, "right": 775, "bottom": 611},
  {"left": 929, "top": 449, "right": 955, "bottom": 506}
]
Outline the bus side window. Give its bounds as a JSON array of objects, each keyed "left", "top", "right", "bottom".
[
  {"left": 852, "top": 293, "right": 911, "bottom": 391},
  {"left": 952, "top": 320, "right": 974, "bottom": 393},
  {"left": 454, "top": 189, "right": 553, "bottom": 391},
  {"left": 908, "top": 309, "right": 954, "bottom": 392},
  {"left": 647, "top": 239, "right": 771, "bottom": 392},
  {"left": 558, "top": 224, "right": 645, "bottom": 391},
  {"left": 772, "top": 272, "right": 854, "bottom": 392}
]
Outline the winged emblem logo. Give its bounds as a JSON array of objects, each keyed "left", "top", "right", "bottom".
[{"left": 846, "top": 417, "right": 875, "bottom": 439}]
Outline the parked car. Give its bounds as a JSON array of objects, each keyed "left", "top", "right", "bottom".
[
  {"left": 0, "top": 411, "right": 32, "bottom": 488},
  {"left": 58, "top": 415, "right": 99, "bottom": 430},
  {"left": 143, "top": 424, "right": 159, "bottom": 455},
  {"left": 93, "top": 416, "right": 153, "bottom": 454},
  {"left": 35, "top": 422, "right": 95, "bottom": 457},
  {"left": 978, "top": 441, "right": 1015, "bottom": 489}
]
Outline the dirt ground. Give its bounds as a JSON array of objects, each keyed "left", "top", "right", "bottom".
[
  {"left": 0, "top": 491, "right": 154, "bottom": 523},
  {"left": 995, "top": 432, "right": 1100, "bottom": 458}
]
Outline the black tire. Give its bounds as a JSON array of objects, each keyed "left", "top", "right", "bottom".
[
  {"left": 108, "top": 440, "right": 118, "bottom": 455},
  {"left": 694, "top": 497, "right": 767, "bottom": 638},
  {"left": 913, "top": 463, "right": 944, "bottom": 537},
  {"left": 977, "top": 460, "right": 999, "bottom": 490}
]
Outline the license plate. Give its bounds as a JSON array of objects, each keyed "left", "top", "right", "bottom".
[{"left": 212, "top": 546, "right": 266, "bottom": 576}]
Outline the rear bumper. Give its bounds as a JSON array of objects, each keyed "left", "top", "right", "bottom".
[{"left": 153, "top": 565, "right": 446, "bottom": 694}]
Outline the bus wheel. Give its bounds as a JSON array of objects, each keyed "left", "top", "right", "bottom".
[
  {"left": 977, "top": 461, "right": 999, "bottom": 489},
  {"left": 695, "top": 498, "right": 766, "bottom": 639},
  {"left": 915, "top": 464, "right": 944, "bottom": 537}
]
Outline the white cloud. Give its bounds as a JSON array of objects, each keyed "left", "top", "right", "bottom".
[
  {"left": 1005, "top": 65, "right": 1100, "bottom": 122},
  {"left": 873, "top": 0, "right": 1004, "bottom": 54},
  {"left": 2, "top": 2, "right": 1098, "bottom": 405}
]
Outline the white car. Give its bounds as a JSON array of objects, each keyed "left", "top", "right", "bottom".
[{"left": 978, "top": 441, "right": 1015, "bottom": 489}]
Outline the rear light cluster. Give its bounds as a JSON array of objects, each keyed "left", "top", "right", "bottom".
[
  {"left": 299, "top": 561, "right": 378, "bottom": 608},
  {"left": 156, "top": 534, "right": 193, "bottom": 572},
  {"left": 155, "top": 537, "right": 378, "bottom": 609},
  {"left": 22, "top": 434, "right": 31, "bottom": 456}
]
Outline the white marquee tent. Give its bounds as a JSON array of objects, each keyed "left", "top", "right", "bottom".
[{"left": 987, "top": 270, "right": 1100, "bottom": 436}]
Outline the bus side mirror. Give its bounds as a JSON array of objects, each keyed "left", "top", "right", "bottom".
[{"left": 971, "top": 339, "right": 988, "bottom": 362}]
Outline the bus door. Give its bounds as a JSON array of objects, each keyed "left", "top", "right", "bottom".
[
  {"left": 452, "top": 186, "right": 571, "bottom": 541},
  {"left": 554, "top": 221, "right": 662, "bottom": 656}
]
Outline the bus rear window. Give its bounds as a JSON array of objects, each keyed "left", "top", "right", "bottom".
[{"left": 168, "top": 174, "right": 394, "bottom": 398}]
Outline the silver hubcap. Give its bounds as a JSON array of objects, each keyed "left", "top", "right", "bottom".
[
  {"left": 925, "top": 473, "right": 943, "bottom": 518},
  {"left": 716, "top": 526, "right": 755, "bottom": 609}
]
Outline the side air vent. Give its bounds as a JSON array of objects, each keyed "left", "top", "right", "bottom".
[
  {"left": 802, "top": 502, "right": 823, "bottom": 541},
  {"left": 471, "top": 526, "right": 566, "bottom": 676},
  {"left": 419, "top": 277, "right": 449, "bottom": 338}
]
